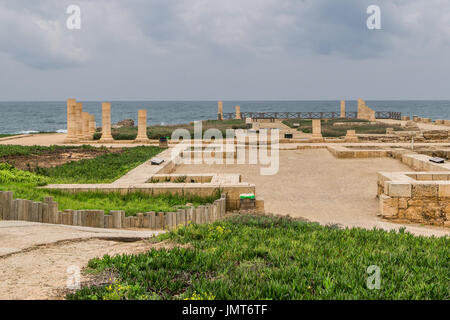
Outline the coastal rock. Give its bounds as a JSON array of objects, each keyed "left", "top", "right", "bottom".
[
  {"left": 115, "top": 119, "right": 135, "bottom": 128},
  {"left": 111, "top": 119, "right": 135, "bottom": 129}
]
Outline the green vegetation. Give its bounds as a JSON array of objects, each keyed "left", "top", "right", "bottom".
[
  {"left": 282, "top": 118, "right": 406, "bottom": 137},
  {"left": 0, "top": 163, "right": 50, "bottom": 186},
  {"left": 94, "top": 119, "right": 247, "bottom": 140},
  {"left": 68, "top": 215, "right": 449, "bottom": 300},
  {"left": 0, "top": 185, "right": 218, "bottom": 215},
  {"left": 0, "top": 134, "right": 18, "bottom": 138},
  {"left": 0, "top": 145, "right": 218, "bottom": 215},
  {"left": 0, "top": 144, "right": 90, "bottom": 157},
  {"left": 34, "top": 146, "right": 163, "bottom": 184}
]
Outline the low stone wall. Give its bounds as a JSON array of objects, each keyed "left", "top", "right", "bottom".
[
  {"left": 327, "top": 145, "right": 399, "bottom": 158},
  {"left": 401, "top": 154, "right": 450, "bottom": 171},
  {"left": 377, "top": 172, "right": 450, "bottom": 227},
  {"left": 0, "top": 191, "right": 227, "bottom": 230}
]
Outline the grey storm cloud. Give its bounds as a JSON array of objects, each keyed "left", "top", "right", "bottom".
[
  {"left": 0, "top": 0, "right": 450, "bottom": 100},
  {"left": 0, "top": 0, "right": 418, "bottom": 68}
]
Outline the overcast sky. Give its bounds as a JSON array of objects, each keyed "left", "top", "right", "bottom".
[{"left": 0, "top": 0, "right": 449, "bottom": 101}]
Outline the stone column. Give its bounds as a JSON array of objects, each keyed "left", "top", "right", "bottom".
[
  {"left": 218, "top": 101, "right": 223, "bottom": 120},
  {"left": 235, "top": 105, "right": 241, "bottom": 119},
  {"left": 340, "top": 100, "right": 346, "bottom": 118},
  {"left": 89, "top": 114, "right": 96, "bottom": 137},
  {"left": 64, "top": 98, "right": 79, "bottom": 143},
  {"left": 75, "top": 102, "right": 84, "bottom": 140},
  {"left": 82, "top": 112, "right": 90, "bottom": 140},
  {"left": 311, "top": 119, "right": 323, "bottom": 141},
  {"left": 135, "top": 109, "right": 150, "bottom": 143},
  {"left": 99, "top": 102, "right": 114, "bottom": 143},
  {"left": 345, "top": 130, "right": 358, "bottom": 142}
]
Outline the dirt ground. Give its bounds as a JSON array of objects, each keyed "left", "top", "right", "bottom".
[
  {"left": 0, "top": 221, "right": 163, "bottom": 300},
  {"left": 0, "top": 146, "right": 123, "bottom": 170},
  {"left": 174, "top": 149, "right": 450, "bottom": 237}
]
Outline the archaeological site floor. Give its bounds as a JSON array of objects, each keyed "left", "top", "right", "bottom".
[{"left": 174, "top": 149, "right": 450, "bottom": 237}]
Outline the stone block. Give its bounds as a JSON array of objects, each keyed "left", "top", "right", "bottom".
[
  {"left": 255, "top": 199, "right": 265, "bottom": 212},
  {"left": 379, "top": 194, "right": 398, "bottom": 217},
  {"left": 412, "top": 184, "right": 438, "bottom": 198},
  {"left": 438, "top": 184, "right": 450, "bottom": 198},
  {"left": 387, "top": 183, "right": 412, "bottom": 198},
  {"left": 240, "top": 198, "right": 255, "bottom": 210},
  {"left": 432, "top": 174, "right": 448, "bottom": 181},
  {"left": 398, "top": 198, "right": 408, "bottom": 209}
]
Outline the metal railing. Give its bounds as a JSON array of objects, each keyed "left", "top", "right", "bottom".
[{"left": 221, "top": 111, "right": 401, "bottom": 120}]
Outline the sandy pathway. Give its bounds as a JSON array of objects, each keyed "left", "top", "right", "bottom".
[{"left": 0, "top": 221, "right": 164, "bottom": 299}]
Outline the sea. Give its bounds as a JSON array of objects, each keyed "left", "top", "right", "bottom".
[{"left": 1, "top": 100, "right": 450, "bottom": 134}]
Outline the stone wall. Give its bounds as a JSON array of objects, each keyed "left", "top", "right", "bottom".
[
  {"left": 378, "top": 174, "right": 450, "bottom": 227},
  {"left": 357, "top": 99, "right": 376, "bottom": 121},
  {"left": 0, "top": 191, "right": 227, "bottom": 230}
]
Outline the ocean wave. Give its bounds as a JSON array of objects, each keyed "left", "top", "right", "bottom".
[
  {"left": 16, "top": 130, "right": 39, "bottom": 134},
  {"left": 56, "top": 129, "right": 68, "bottom": 133}
]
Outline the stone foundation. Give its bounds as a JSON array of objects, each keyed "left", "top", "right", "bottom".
[{"left": 378, "top": 172, "right": 450, "bottom": 226}]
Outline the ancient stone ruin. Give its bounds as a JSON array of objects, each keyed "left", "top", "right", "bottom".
[{"left": 64, "top": 99, "right": 153, "bottom": 144}]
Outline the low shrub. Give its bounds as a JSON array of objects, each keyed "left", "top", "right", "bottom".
[
  {"left": 68, "top": 215, "right": 450, "bottom": 300},
  {"left": 0, "top": 163, "right": 49, "bottom": 186}
]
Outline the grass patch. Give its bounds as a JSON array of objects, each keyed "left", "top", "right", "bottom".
[
  {"left": 0, "top": 183, "right": 219, "bottom": 215},
  {"left": 33, "top": 146, "right": 163, "bottom": 184},
  {"left": 0, "top": 145, "right": 220, "bottom": 215},
  {"left": 0, "top": 134, "right": 18, "bottom": 138},
  {"left": 0, "top": 145, "right": 93, "bottom": 158},
  {"left": 282, "top": 118, "right": 406, "bottom": 137},
  {"left": 94, "top": 120, "right": 247, "bottom": 140},
  {"left": 67, "top": 215, "right": 450, "bottom": 300}
]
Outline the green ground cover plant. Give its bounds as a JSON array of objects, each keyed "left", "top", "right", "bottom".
[
  {"left": 94, "top": 119, "right": 247, "bottom": 140},
  {"left": 0, "top": 145, "right": 218, "bottom": 214},
  {"left": 282, "top": 118, "right": 406, "bottom": 137},
  {"left": 0, "top": 144, "right": 90, "bottom": 157},
  {"left": 33, "top": 146, "right": 163, "bottom": 183},
  {"left": 0, "top": 134, "right": 18, "bottom": 138},
  {"left": 67, "top": 215, "right": 450, "bottom": 300}
]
